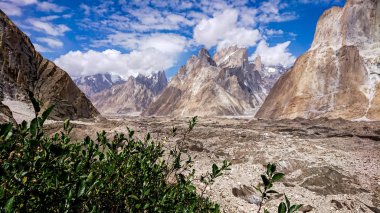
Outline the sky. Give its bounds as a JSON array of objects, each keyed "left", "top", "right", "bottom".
[{"left": 0, "top": 0, "right": 345, "bottom": 78}]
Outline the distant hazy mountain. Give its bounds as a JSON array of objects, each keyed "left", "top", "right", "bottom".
[
  {"left": 0, "top": 10, "right": 99, "bottom": 123},
  {"left": 91, "top": 71, "right": 168, "bottom": 115},
  {"left": 256, "top": 0, "right": 380, "bottom": 120},
  {"left": 143, "top": 46, "right": 267, "bottom": 117},
  {"left": 73, "top": 73, "right": 125, "bottom": 98}
]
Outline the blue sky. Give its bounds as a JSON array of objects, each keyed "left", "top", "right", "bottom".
[{"left": 0, "top": 0, "right": 345, "bottom": 78}]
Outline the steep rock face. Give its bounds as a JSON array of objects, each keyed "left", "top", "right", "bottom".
[
  {"left": 256, "top": 0, "right": 380, "bottom": 120},
  {"left": 73, "top": 73, "right": 125, "bottom": 98},
  {"left": 0, "top": 10, "right": 99, "bottom": 121},
  {"left": 91, "top": 71, "right": 167, "bottom": 115},
  {"left": 0, "top": 103, "right": 15, "bottom": 124},
  {"left": 144, "top": 46, "right": 266, "bottom": 117}
]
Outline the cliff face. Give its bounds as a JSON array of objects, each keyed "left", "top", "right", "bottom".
[
  {"left": 0, "top": 10, "right": 99, "bottom": 122},
  {"left": 143, "top": 46, "right": 266, "bottom": 117},
  {"left": 91, "top": 71, "right": 168, "bottom": 115},
  {"left": 256, "top": 0, "right": 380, "bottom": 120}
]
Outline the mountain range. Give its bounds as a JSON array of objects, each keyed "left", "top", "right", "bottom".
[
  {"left": 90, "top": 71, "right": 168, "bottom": 116},
  {"left": 1, "top": 0, "right": 378, "bottom": 122},
  {"left": 143, "top": 46, "right": 267, "bottom": 116}
]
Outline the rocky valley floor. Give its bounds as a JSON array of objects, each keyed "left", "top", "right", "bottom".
[{"left": 46, "top": 117, "right": 380, "bottom": 213}]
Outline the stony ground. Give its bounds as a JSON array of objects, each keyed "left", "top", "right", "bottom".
[{"left": 46, "top": 117, "right": 380, "bottom": 213}]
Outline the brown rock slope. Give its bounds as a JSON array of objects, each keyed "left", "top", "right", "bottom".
[
  {"left": 91, "top": 71, "right": 167, "bottom": 115},
  {"left": 256, "top": 0, "right": 380, "bottom": 120},
  {"left": 143, "top": 46, "right": 266, "bottom": 117},
  {"left": 0, "top": 10, "right": 99, "bottom": 121}
]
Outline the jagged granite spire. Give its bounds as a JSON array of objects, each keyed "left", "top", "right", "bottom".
[{"left": 143, "top": 47, "right": 266, "bottom": 117}]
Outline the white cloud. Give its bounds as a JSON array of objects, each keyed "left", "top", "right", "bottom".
[
  {"left": 250, "top": 40, "right": 296, "bottom": 67},
  {"left": 7, "top": 0, "right": 37, "bottom": 6},
  {"left": 55, "top": 49, "right": 172, "bottom": 78},
  {"left": 36, "top": 37, "right": 63, "bottom": 48},
  {"left": 34, "top": 43, "right": 52, "bottom": 52},
  {"left": 55, "top": 33, "right": 188, "bottom": 78},
  {"left": 265, "top": 29, "right": 284, "bottom": 36},
  {"left": 80, "top": 4, "right": 91, "bottom": 16},
  {"left": 256, "top": 0, "right": 297, "bottom": 23},
  {"left": 27, "top": 19, "right": 70, "bottom": 36},
  {"left": 0, "top": 2, "right": 22, "bottom": 16},
  {"left": 193, "top": 9, "right": 261, "bottom": 50},
  {"left": 37, "top": 1, "right": 66, "bottom": 13}
]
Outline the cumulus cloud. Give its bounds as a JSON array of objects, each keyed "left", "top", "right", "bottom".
[
  {"left": 34, "top": 43, "right": 52, "bottom": 53},
  {"left": 0, "top": 2, "right": 22, "bottom": 16},
  {"left": 36, "top": 37, "right": 63, "bottom": 48},
  {"left": 37, "top": 1, "right": 66, "bottom": 13},
  {"left": 193, "top": 9, "right": 261, "bottom": 50},
  {"left": 55, "top": 33, "right": 188, "bottom": 78},
  {"left": 250, "top": 40, "right": 296, "bottom": 67},
  {"left": 0, "top": 0, "right": 37, "bottom": 16},
  {"left": 27, "top": 19, "right": 70, "bottom": 36}
]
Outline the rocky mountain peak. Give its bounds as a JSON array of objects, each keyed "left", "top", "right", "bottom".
[
  {"left": 135, "top": 71, "right": 168, "bottom": 96},
  {"left": 254, "top": 55, "right": 263, "bottom": 72},
  {"left": 143, "top": 47, "right": 266, "bottom": 117},
  {"left": 90, "top": 71, "right": 168, "bottom": 115},
  {"left": 198, "top": 48, "right": 217, "bottom": 66},
  {"left": 256, "top": 0, "right": 380, "bottom": 120},
  {"left": 213, "top": 46, "right": 248, "bottom": 68},
  {"left": 0, "top": 10, "right": 99, "bottom": 122},
  {"left": 74, "top": 73, "right": 125, "bottom": 98}
]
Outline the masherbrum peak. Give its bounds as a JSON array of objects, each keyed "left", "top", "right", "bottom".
[
  {"left": 256, "top": 0, "right": 380, "bottom": 120},
  {"left": 143, "top": 46, "right": 266, "bottom": 117},
  {"left": 0, "top": 10, "right": 99, "bottom": 122}
]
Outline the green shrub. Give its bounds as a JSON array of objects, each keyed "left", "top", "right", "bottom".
[
  {"left": 0, "top": 95, "right": 230, "bottom": 212},
  {"left": 255, "top": 163, "right": 302, "bottom": 213}
]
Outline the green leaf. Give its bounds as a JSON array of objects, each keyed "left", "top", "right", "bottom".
[
  {"left": 266, "top": 163, "right": 272, "bottom": 176},
  {"left": 129, "top": 195, "right": 139, "bottom": 200},
  {"left": 285, "top": 195, "right": 290, "bottom": 208},
  {"left": 272, "top": 173, "right": 285, "bottom": 182},
  {"left": 271, "top": 164, "right": 276, "bottom": 173},
  {"left": 289, "top": 204, "right": 303, "bottom": 213},
  {"left": 278, "top": 202, "right": 286, "bottom": 213},
  {"left": 41, "top": 105, "right": 55, "bottom": 123},
  {"left": 264, "top": 209, "right": 270, "bottom": 213},
  {"left": 261, "top": 175, "right": 270, "bottom": 187},
  {"left": 78, "top": 180, "right": 86, "bottom": 197},
  {"left": 0, "top": 123, "right": 13, "bottom": 139},
  {"left": 28, "top": 91, "right": 40, "bottom": 114},
  {"left": 30, "top": 118, "right": 38, "bottom": 136},
  {"left": 5, "top": 196, "right": 15, "bottom": 213},
  {"left": 212, "top": 164, "right": 219, "bottom": 176},
  {"left": 0, "top": 187, "right": 4, "bottom": 199}
]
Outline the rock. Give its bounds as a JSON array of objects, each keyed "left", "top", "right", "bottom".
[
  {"left": 331, "top": 200, "right": 343, "bottom": 209},
  {"left": 0, "top": 10, "right": 99, "bottom": 121},
  {"left": 256, "top": 0, "right": 380, "bottom": 120},
  {"left": 299, "top": 205, "right": 314, "bottom": 213},
  {"left": 143, "top": 46, "right": 267, "bottom": 117},
  {"left": 232, "top": 185, "right": 261, "bottom": 205},
  {"left": 0, "top": 102, "right": 16, "bottom": 124},
  {"left": 91, "top": 71, "right": 167, "bottom": 115}
]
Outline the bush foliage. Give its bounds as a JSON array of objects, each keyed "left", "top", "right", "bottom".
[{"left": 0, "top": 95, "right": 230, "bottom": 212}]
